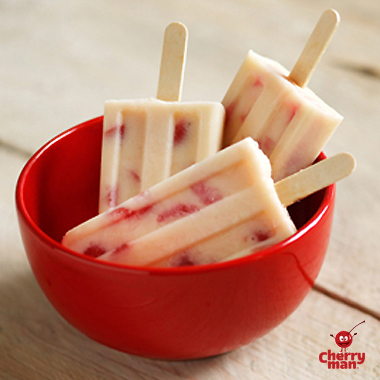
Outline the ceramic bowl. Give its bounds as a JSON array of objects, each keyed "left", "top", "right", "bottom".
[{"left": 16, "top": 116, "right": 335, "bottom": 360}]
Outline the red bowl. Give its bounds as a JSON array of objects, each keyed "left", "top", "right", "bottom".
[{"left": 16, "top": 116, "right": 335, "bottom": 360}]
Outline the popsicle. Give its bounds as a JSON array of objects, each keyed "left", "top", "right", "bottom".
[
  {"left": 99, "top": 22, "right": 225, "bottom": 212},
  {"left": 222, "top": 9, "right": 342, "bottom": 181},
  {"left": 62, "top": 138, "right": 355, "bottom": 267}
]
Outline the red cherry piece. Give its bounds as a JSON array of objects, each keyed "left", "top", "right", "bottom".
[
  {"left": 105, "top": 124, "right": 126, "bottom": 139},
  {"left": 157, "top": 203, "right": 200, "bottom": 223},
  {"left": 191, "top": 182, "right": 223, "bottom": 205},
  {"left": 107, "top": 187, "right": 118, "bottom": 208},
  {"left": 108, "top": 205, "right": 153, "bottom": 224},
  {"left": 110, "top": 243, "right": 130, "bottom": 256},
  {"left": 84, "top": 244, "right": 107, "bottom": 258},
  {"left": 174, "top": 120, "right": 189, "bottom": 145},
  {"left": 128, "top": 170, "right": 141, "bottom": 182},
  {"left": 287, "top": 104, "right": 299, "bottom": 124},
  {"left": 252, "top": 78, "right": 263, "bottom": 88},
  {"left": 252, "top": 229, "right": 274, "bottom": 242},
  {"left": 173, "top": 252, "right": 196, "bottom": 267},
  {"left": 119, "top": 124, "right": 126, "bottom": 139}
]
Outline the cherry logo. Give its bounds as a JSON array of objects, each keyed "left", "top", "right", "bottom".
[{"left": 330, "top": 320, "right": 365, "bottom": 353}]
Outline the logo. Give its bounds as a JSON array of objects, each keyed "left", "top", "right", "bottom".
[{"left": 319, "top": 320, "right": 365, "bottom": 369}]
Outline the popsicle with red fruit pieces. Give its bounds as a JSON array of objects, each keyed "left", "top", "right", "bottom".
[
  {"left": 62, "top": 138, "right": 355, "bottom": 267},
  {"left": 99, "top": 22, "right": 224, "bottom": 212},
  {"left": 222, "top": 9, "right": 342, "bottom": 181}
]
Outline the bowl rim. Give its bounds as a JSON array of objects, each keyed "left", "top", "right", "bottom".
[{"left": 16, "top": 116, "right": 335, "bottom": 275}]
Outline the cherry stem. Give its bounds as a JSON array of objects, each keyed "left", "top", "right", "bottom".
[{"left": 349, "top": 320, "right": 365, "bottom": 334}]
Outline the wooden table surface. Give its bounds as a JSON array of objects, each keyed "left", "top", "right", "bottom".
[{"left": 1, "top": 0, "right": 379, "bottom": 378}]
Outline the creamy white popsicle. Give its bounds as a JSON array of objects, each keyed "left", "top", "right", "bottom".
[
  {"left": 222, "top": 10, "right": 342, "bottom": 181},
  {"left": 222, "top": 50, "right": 291, "bottom": 148},
  {"left": 99, "top": 99, "right": 224, "bottom": 212},
  {"left": 63, "top": 138, "right": 297, "bottom": 267}
]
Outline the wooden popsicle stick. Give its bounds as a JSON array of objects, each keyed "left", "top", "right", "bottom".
[
  {"left": 157, "top": 22, "right": 188, "bottom": 102},
  {"left": 288, "top": 9, "right": 340, "bottom": 88},
  {"left": 275, "top": 153, "right": 356, "bottom": 207}
]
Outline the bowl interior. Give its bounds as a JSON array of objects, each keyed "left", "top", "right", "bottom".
[
  {"left": 21, "top": 117, "right": 103, "bottom": 244},
  {"left": 19, "top": 116, "right": 328, "bottom": 265}
]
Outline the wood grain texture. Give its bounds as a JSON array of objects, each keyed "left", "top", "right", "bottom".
[{"left": 1, "top": 0, "right": 379, "bottom": 378}]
